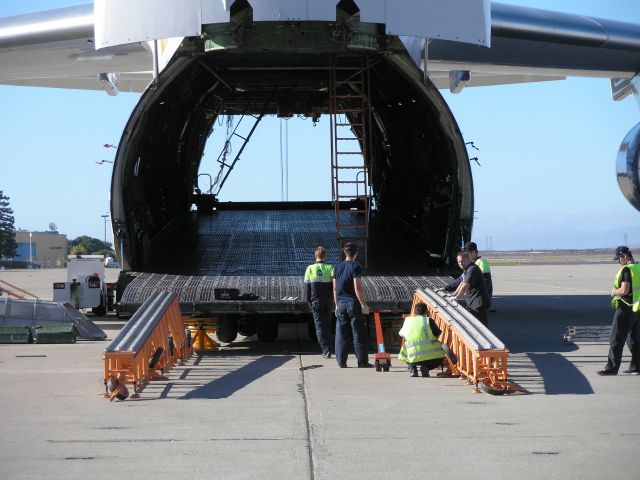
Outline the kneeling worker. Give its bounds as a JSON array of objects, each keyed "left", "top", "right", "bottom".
[{"left": 398, "top": 303, "right": 447, "bottom": 377}]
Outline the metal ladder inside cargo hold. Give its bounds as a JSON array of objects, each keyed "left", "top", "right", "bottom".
[
  {"left": 211, "top": 113, "right": 265, "bottom": 196},
  {"left": 329, "top": 58, "right": 372, "bottom": 266}
]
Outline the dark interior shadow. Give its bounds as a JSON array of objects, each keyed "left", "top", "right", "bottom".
[
  {"left": 526, "top": 353, "right": 594, "bottom": 395},
  {"left": 179, "top": 354, "right": 295, "bottom": 399}
]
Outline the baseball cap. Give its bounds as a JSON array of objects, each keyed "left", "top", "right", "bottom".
[
  {"left": 464, "top": 241, "right": 478, "bottom": 252},
  {"left": 613, "top": 246, "right": 631, "bottom": 260}
]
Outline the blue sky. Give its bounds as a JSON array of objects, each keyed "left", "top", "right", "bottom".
[{"left": 1, "top": 1, "right": 639, "bottom": 251}]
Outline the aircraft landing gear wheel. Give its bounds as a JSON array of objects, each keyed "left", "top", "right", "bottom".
[
  {"left": 479, "top": 377, "right": 508, "bottom": 395},
  {"left": 216, "top": 316, "right": 238, "bottom": 343},
  {"left": 238, "top": 315, "right": 257, "bottom": 337},
  {"left": 257, "top": 319, "right": 278, "bottom": 342}
]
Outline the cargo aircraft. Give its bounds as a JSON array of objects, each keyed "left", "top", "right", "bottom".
[{"left": 1, "top": 0, "right": 639, "bottom": 340}]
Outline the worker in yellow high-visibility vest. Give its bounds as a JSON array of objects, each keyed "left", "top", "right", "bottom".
[
  {"left": 598, "top": 246, "right": 640, "bottom": 375},
  {"left": 304, "top": 246, "right": 335, "bottom": 359},
  {"left": 398, "top": 303, "right": 447, "bottom": 377}
]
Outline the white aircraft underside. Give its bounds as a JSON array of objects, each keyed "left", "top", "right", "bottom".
[{"left": 1, "top": 2, "right": 638, "bottom": 94}]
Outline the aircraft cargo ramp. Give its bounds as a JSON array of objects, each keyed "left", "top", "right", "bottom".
[{"left": 118, "top": 206, "right": 454, "bottom": 315}]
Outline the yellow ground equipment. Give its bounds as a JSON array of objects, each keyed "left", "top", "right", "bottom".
[{"left": 184, "top": 318, "right": 219, "bottom": 351}]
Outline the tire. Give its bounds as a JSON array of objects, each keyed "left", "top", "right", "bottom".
[
  {"left": 216, "top": 316, "right": 238, "bottom": 343},
  {"left": 238, "top": 315, "right": 257, "bottom": 337},
  {"left": 479, "top": 377, "right": 508, "bottom": 395},
  {"left": 107, "top": 377, "right": 129, "bottom": 401},
  {"left": 148, "top": 347, "right": 164, "bottom": 370},
  {"left": 257, "top": 319, "right": 278, "bottom": 342}
]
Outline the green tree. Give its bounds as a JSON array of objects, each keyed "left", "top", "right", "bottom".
[
  {"left": 69, "top": 235, "right": 114, "bottom": 255},
  {"left": 0, "top": 191, "right": 17, "bottom": 259},
  {"left": 69, "top": 244, "right": 87, "bottom": 255}
]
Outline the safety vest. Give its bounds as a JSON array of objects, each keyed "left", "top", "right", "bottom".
[
  {"left": 304, "top": 262, "right": 334, "bottom": 283},
  {"left": 612, "top": 263, "right": 640, "bottom": 312},
  {"left": 304, "top": 261, "right": 334, "bottom": 303},
  {"left": 398, "top": 315, "right": 446, "bottom": 363},
  {"left": 475, "top": 257, "right": 491, "bottom": 273}
]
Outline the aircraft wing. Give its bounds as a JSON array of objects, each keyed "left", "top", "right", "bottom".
[
  {"left": 422, "top": 3, "right": 640, "bottom": 95},
  {"left": 0, "top": 2, "right": 639, "bottom": 97},
  {"left": 0, "top": 4, "right": 152, "bottom": 94}
]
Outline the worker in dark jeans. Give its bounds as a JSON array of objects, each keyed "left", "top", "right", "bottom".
[
  {"left": 598, "top": 246, "right": 640, "bottom": 375},
  {"left": 304, "top": 246, "right": 335, "bottom": 358},
  {"left": 333, "top": 242, "right": 371, "bottom": 368}
]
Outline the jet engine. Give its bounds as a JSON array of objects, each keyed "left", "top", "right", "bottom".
[{"left": 617, "top": 122, "right": 640, "bottom": 212}]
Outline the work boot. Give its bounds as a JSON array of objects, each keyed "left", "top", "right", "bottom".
[
  {"left": 409, "top": 366, "right": 418, "bottom": 377},
  {"left": 420, "top": 365, "right": 429, "bottom": 377}
]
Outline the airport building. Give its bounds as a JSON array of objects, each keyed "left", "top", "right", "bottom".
[{"left": 14, "top": 230, "right": 68, "bottom": 268}]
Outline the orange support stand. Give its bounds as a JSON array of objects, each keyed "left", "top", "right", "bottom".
[
  {"left": 103, "top": 292, "right": 194, "bottom": 400},
  {"left": 373, "top": 313, "right": 391, "bottom": 372}
]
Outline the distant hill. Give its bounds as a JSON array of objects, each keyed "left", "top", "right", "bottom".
[{"left": 475, "top": 224, "right": 640, "bottom": 251}]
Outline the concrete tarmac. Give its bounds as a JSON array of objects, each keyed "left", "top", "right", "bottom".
[{"left": 0, "top": 264, "right": 638, "bottom": 480}]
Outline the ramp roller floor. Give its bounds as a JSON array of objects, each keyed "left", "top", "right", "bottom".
[{"left": 121, "top": 208, "right": 454, "bottom": 314}]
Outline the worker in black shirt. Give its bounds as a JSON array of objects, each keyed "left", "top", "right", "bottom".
[
  {"left": 333, "top": 242, "right": 371, "bottom": 368},
  {"left": 598, "top": 246, "right": 640, "bottom": 375},
  {"left": 444, "top": 250, "right": 491, "bottom": 327},
  {"left": 465, "top": 241, "right": 493, "bottom": 304}
]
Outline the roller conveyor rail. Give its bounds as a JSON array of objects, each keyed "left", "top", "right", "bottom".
[
  {"left": 104, "top": 291, "right": 193, "bottom": 400},
  {"left": 562, "top": 325, "right": 611, "bottom": 343},
  {"left": 410, "top": 289, "right": 526, "bottom": 395}
]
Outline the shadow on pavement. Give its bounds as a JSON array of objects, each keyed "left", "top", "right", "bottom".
[
  {"left": 526, "top": 352, "right": 594, "bottom": 395},
  {"left": 490, "top": 294, "right": 610, "bottom": 354},
  {"left": 486, "top": 295, "right": 610, "bottom": 395},
  {"left": 178, "top": 354, "right": 295, "bottom": 399}
]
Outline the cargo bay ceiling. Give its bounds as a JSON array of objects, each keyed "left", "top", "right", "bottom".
[{"left": 110, "top": 1, "right": 473, "bottom": 271}]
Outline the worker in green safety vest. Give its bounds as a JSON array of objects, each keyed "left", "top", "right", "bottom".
[
  {"left": 598, "top": 246, "right": 640, "bottom": 375},
  {"left": 304, "top": 246, "right": 335, "bottom": 359},
  {"left": 398, "top": 303, "right": 447, "bottom": 377}
]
